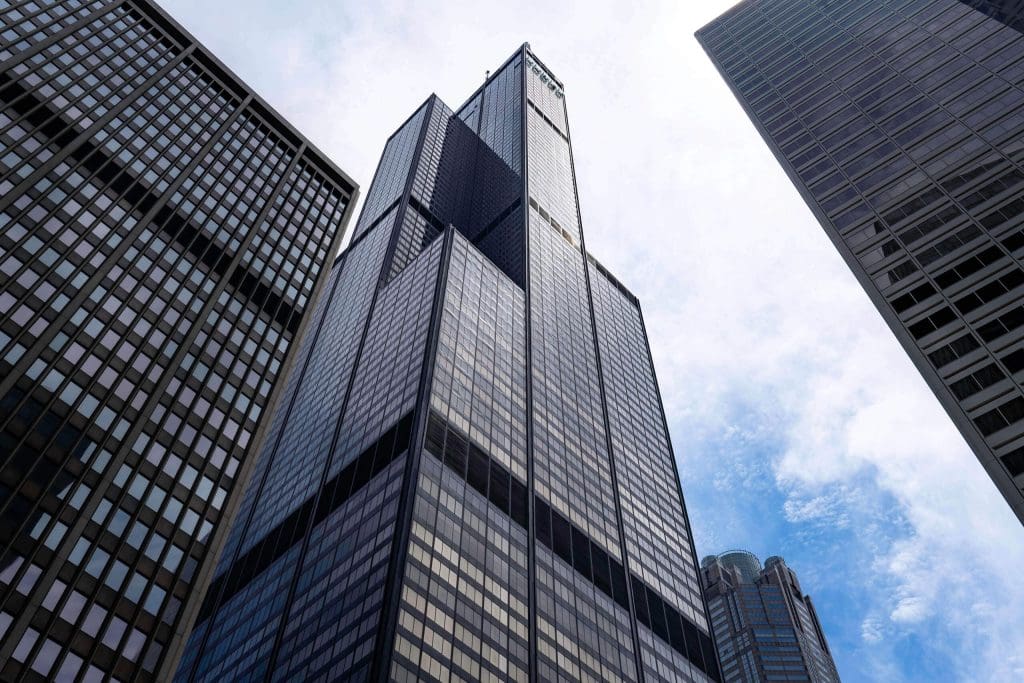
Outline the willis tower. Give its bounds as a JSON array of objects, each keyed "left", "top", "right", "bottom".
[{"left": 178, "top": 45, "right": 719, "bottom": 682}]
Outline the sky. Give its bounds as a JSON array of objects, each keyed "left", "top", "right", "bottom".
[{"left": 160, "top": 0, "right": 1024, "bottom": 680}]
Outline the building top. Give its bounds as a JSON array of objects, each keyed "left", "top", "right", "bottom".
[
  {"left": 133, "top": 0, "right": 357, "bottom": 196},
  {"left": 703, "top": 549, "right": 764, "bottom": 583},
  {"left": 701, "top": 548, "right": 839, "bottom": 681}
]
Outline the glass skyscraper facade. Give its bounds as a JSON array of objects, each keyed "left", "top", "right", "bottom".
[
  {"left": 0, "top": 1, "right": 357, "bottom": 680},
  {"left": 698, "top": 0, "right": 1024, "bottom": 525},
  {"left": 701, "top": 552, "right": 840, "bottom": 683},
  {"left": 177, "top": 45, "right": 721, "bottom": 682}
]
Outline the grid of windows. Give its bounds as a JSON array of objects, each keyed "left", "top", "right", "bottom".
[
  {"left": 534, "top": 540, "right": 639, "bottom": 682},
  {"left": 431, "top": 233, "right": 527, "bottom": 480},
  {"left": 638, "top": 623, "right": 713, "bottom": 683},
  {"left": 175, "top": 540, "right": 301, "bottom": 682},
  {"left": 525, "top": 54, "right": 567, "bottom": 134},
  {"left": 382, "top": 115, "right": 458, "bottom": 282},
  {"left": 389, "top": 231, "right": 531, "bottom": 681},
  {"left": 0, "top": 0, "right": 111, "bottom": 65},
  {"left": 525, "top": 57, "right": 580, "bottom": 240},
  {"left": 589, "top": 260, "right": 707, "bottom": 629},
  {"left": 409, "top": 97, "right": 449, "bottom": 210},
  {"left": 388, "top": 204, "right": 441, "bottom": 283},
  {"left": 206, "top": 260, "right": 334, "bottom": 580},
  {"left": 528, "top": 215, "right": 621, "bottom": 558},
  {"left": 352, "top": 102, "right": 427, "bottom": 239},
  {"left": 179, "top": 231, "right": 444, "bottom": 682},
  {"left": 229, "top": 214, "right": 392, "bottom": 561},
  {"left": 526, "top": 109, "right": 580, "bottom": 241},
  {"left": 392, "top": 455, "right": 530, "bottom": 682},
  {"left": 0, "top": 2, "right": 177, "bottom": 159},
  {"left": 478, "top": 55, "right": 522, "bottom": 176},
  {"left": 271, "top": 457, "right": 406, "bottom": 681},
  {"left": 475, "top": 204, "right": 526, "bottom": 288},
  {"left": 959, "top": 0, "right": 1024, "bottom": 34},
  {"left": 0, "top": 1, "right": 356, "bottom": 680},
  {"left": 330, "top": 236, "right": 444, "bottom": 476},
  {"left": 440, "top": 90, "right": 524, "bottom": 286},
  {"left": 698, "top": 0, "right": 1024, "bottom": 522}
]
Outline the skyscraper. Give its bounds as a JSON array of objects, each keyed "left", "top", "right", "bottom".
[
  {"left": 701, "top": 551, "right": 840, "bottom": 683},
  {"left": 698, "top": 0, "right": 1024, "bottom": 525},
  {"left": 0, "top": 1, "right": 357, "bottom": 680},
  {"left": 177, "top": 45, "right": 721, "bottom": 682}
]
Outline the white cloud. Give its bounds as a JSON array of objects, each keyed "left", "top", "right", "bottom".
[
  {"left": 161, "top": 1, "right": 1024, "bottom": 680},
  {"left": 861, "top": 616, "right": 884, "bottom": 644},
  {"left": 782, "top": 491, "right": 851, "bottom": 527}
]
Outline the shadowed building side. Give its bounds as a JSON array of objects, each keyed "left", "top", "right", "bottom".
[
  {"left": 0, "top": 1, "right": 358, "bottom": 680},
  {"left": 698, "top": 0, "right": 1024, "bottom": 525}
]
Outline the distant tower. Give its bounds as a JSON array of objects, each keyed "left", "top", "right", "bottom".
[{"left": 701, "top": 552, "right": 840, "bottom": 683}]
